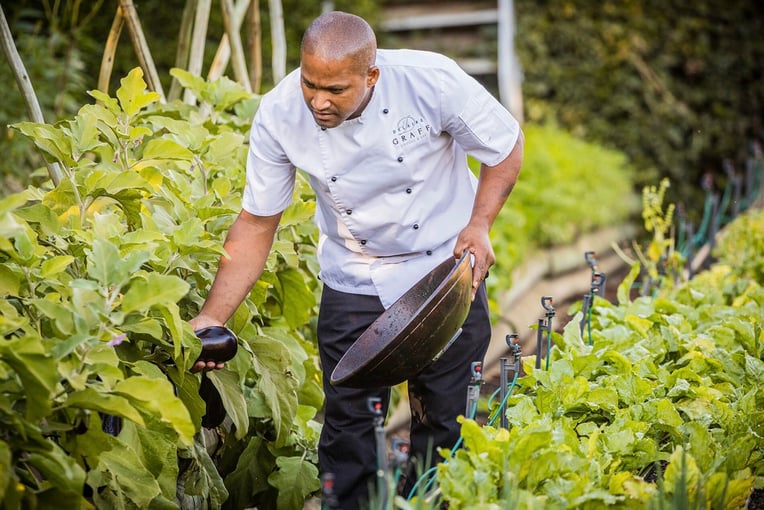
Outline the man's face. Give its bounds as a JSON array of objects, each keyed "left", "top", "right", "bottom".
[{"left": 300, "top": 52, "right": 379, "bottom": 129}]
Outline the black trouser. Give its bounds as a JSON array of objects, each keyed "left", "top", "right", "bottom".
[{"left": 316, "top": 283, "right": 491, "bottom": 510}]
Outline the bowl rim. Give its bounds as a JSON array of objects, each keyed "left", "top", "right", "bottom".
[{"left": 330, "top": 250, "right": 473, "bottom": 386}]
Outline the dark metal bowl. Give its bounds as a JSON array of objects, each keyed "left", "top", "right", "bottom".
[{"left": 330, "top": 251, "right": 473, "bottom": 388}]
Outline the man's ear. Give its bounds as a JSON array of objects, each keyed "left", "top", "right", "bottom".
[{"left": 367, "top": 65, "right": 380, "bottom": 87}]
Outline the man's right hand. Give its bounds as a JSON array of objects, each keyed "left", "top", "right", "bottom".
[
  {"left": 187, "top": 210, "right": 282, "bottom": 373},
  {"left": 189, "top": 315, "right": 226, "bottom": 372}
]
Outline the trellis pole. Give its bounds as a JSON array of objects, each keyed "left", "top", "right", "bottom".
[
  {"left": 185, "top": 0, "right": 212, "bottom": 104},
  {"left": 217, "top": 0, "right": 251, "bottom": 91},
  {"left": 98, "top": 6, "right": 124, "bottom": 94},
  {"left": 0, "top": 4, "right": 62, "bottom": 185},
  {"left": 268, "top": 0, "right": 286, "bottom": 84},
  {"left": 168, "top": 0, "right": 197, "bottom": 101},
  {"left": 208, "top": 0, "right": 251, "bottom": 87},
  {"left": 118, "top": 0, "right": 165, "bottom": 99},
  {"left": 247, "top": 0, "right": 262, "bottom": 92}
]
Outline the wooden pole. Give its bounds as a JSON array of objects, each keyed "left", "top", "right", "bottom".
[
  {"left": 268, "top": 0, "right": 286, "bottom": 84},
  {"left": 118, "top": 0, "right": 165, "bottom": 100},
  {"left": 247, "top": 0, "right": 262, "bottom": 93},
  {"left": 98, "top": 6, "right": 125, "bottom": 95},
  {"left": 218, "top": 0, "right": 251, "bottom": 91},
  {"left": 0, "top": 4, "right": 62, "bottom": 185},
  {"left": 185, "top": 0, "right": 212, "bottom": 104},
  {"left": 208, "top": 0, "right": 251, "bottom": 84},
  {"left": 168, "top": 0, "right": 197, "bottom": 102}
]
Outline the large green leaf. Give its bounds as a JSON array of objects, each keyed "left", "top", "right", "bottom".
[
  {"left": 119, "top": 418, "right": 179, "bottom": 500},
  {"left": 92, "top": 444, "right": 163, "bottom": 508},
  {"left": 116, "top": 68, "right": 161, "bottom": 117},
  {"left": 64, "top": 388, "right": 145, "bottom": 427},
  {"left": 207, "top": 370, "right": 248, "bottom": 440},
  {"left": 250, "top": 336, "right": 299, "bottom": 447},
  {"left": 222, "top": 437, "right": 273, "bottom": 509},
  {"left": 114, "top": 375, "right": 195, "bottom": 446},
  {"left": 0, "top": 265, "right": 22, "bottom": 297},
  {"left": 0, "top": 336, "right": 57, "bottom": 420},
  {"left": 11, "top": 122, "right": 75, "bottom": 166},
  {"left": 142, "top": 138, "right": 195, "bottom": 161},
  {"left": 121, "top": 272, "right": 190, "bottom": 314},
  {"left": 26, "top": 448, "right": 87, "bottom": 497},
  {"left": 267, "top": 456, "right": 320, "bottom": 510},
  {"left": 86, "top": 238, "right": 148, "bottom": 288},
  {"left": 275, "top": 268, "right": 314, "bottom": 329}
]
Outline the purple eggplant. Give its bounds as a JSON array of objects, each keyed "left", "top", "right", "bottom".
[{"left": 194, "top": 325, "right": 238, "bottom": 364}]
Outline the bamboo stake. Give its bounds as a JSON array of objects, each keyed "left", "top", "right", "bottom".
[
  {"left": 98, "top": 6, "right": 125, "bottom": 95},
  {"left": 168, "top": 0, "right": 197, "bottom": 102},
  {"left": 247, "top": 0, "right": 262, "bottom": 93},
  {"left": 185, "top": 0, "right": 212, "bottom": 104},
  {"left": 218, "top": 0, "right": 251, "bottom": 91},
  {"left": 0, "top": 4, "right": 62, "bottom": 186},
  {"left": 268, "top": 0, "right": 286, "bottom": 84},
  {"left": 208, "top": 0, "right": 250, "bottom": 83},
  {"left": 118, "top": 0, "right": 165, "bottom": 100}
]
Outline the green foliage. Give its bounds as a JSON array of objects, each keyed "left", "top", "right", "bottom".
[
  {"left": 0, "top": 2, "right": 95, "bottom": 194},
  {"left": 1, "top": 0, "right": 381, "bottom": 195},
  {"left": 713, "top": 207, "right": 764, "bottom": 285},
  {"left": 2, "top": 68, "right": 322, "bottom": 509},
  {"left": 516, "top": 0, "right": 764, "bottom": 209},
  {"left": 487, "top": 123, "right": 638, "bottom": 296},
  {"left": 430, "top": 208, "right": 763, "bottom": 509},
  {"left": 618, "top": 178, "right": 686, "bottom": 295}
]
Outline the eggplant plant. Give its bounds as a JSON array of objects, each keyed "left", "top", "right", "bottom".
[{"left": 2, "top": 67, "right": 323, "bottom": 509}]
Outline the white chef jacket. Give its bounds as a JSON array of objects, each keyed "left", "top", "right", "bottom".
[{"left": 242, "top": 49, "right": 520, "bottom": 308}]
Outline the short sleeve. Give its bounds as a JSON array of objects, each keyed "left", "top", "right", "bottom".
[
  {"left": 439, "top": 63, "right": 520, "bottom": 166},
  {"left": 241, "top": 105, "right": 297, "bottom": 216}
]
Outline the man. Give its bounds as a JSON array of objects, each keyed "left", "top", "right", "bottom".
[{"left": 190, "top": 10, "right": 524, "bottom": 509}]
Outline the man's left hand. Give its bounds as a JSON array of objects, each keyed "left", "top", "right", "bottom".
[{"left": 454, "top": 225, "right": 495, "bottom": 300}]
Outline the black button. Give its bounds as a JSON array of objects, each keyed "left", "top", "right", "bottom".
[
  {"left": 426, "top": 250, "right": 432, "bottom": 255},
  {"left": 383, "top": 108, "right": 389, "bottom": 114},
  {"left": 413, "top": 223, "right": 419, "bottom": 230},
  {"left": 331, "top": 176, "right": 337, "bottom": 182},
  {"left": 346, "top": 209, "right": 352, "bottom": 215},
  {"left": 397, "top": 156, "right": 404, "bottom": 162},
  {"left": 406, "top": 188, "right": 412, "bottom": 194},
  {"left": 321, "top": 127, "right": 327, "bottom": 131},
  {"left": 360, "top": 240, "right": 367, "bottom": 245}
]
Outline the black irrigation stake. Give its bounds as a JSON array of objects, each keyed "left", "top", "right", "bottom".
[
  {"left": 579, "top": 293, "right": 592, "bottom": 338},
  {"left": 535, "top": 317, "right": 545, "bottom": 371},
  {"left": 368, "top": 396, "right": 388, "bottom": 507},
  {"left": 585, "top": 250, "right": 598, "bottom": 272},
  {"left": 499, "top": 334, "right": 521, "bottom": 429},
  {"left": 580, "top": 269, "right": 606, "bottom": 345},
  {"left": 465, "top": 361, "right": 483, "bottom": 418},
  {"left": 541, "top": 296, "right": 555, "bottom": 370},
  {"left": 390, "top": 438, "right": 410, "bottom": 473},
  {"left": 584, "top": 251, "right": 606, "bottom": 297},
  {"left": 321, "top": 473, "right": 339, "bottom": 510}
]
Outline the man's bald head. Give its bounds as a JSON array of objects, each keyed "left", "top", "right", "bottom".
[{"left": 301, "top": 11, "right": 377, "bottom": 75}]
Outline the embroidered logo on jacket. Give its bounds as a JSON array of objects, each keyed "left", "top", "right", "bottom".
[{"left": 392, "top": 116, "right": 431, "bottom": 146}]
